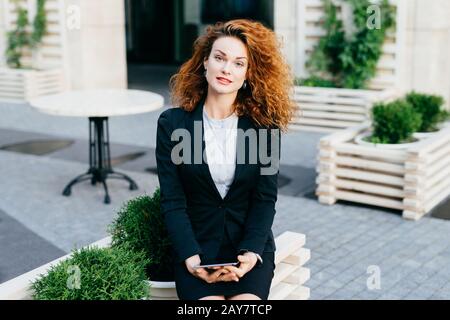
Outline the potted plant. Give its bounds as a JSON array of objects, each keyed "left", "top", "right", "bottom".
[
  {"left": 301, "top": 0, "right": 395, "bottom": 90},
  {"left": 30, "top": 245, "right": 150, "bottom": 300},
  {"left": 317, "top": 99, "right": 450, "bottom": 220},
  {"left": 292, "top": 0, "right": 401, "bottom": 132},
  {"left": 404, "top": 92, "right": 449, "bottom": 139},
  {"left": 6, "top": 0, "right": 47, "bottom": 70},
  {"left": 317, "top": 111, "right": 450, "bottom": 220},
  {"left": 1, "top": 0, "right": 66, "bottom": 103},
  {"left": 108, "top": 188, "right": 178, "bottom": 299},
  {"left": 354, "top": 99, "right": 422, "bottom": 149}
]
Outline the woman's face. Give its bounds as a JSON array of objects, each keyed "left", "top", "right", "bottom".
[{"left": 203, "top": 36, "right": 249, "bottom": 95}]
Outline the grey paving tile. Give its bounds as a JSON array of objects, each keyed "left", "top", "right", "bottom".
[
  {"left": 380, "top": 285, "right": 412, "bottom": 298},
  {"left": 0, "top": 150, "right": 161, "bottom": 253},
  {"left": 312, "top": 285, "right": 339, "bottom": 299},
  {"left": 336, "top": 270, "right": 365, "bottom": 285},
  {"left": 376, "top": 293, "right": 403, "bottom": 300},
  {"left": 340, "top": 279, "right": 367, "bottom": 293},
  {"left": 0, "top": 208, "right": 66, "bottom": 284},
  {"left": 403, "top": 288, "right": 437, "bottom": 300},
  {"left": 312, "top": 271, "right": 337, "bottom": 285},
  {"left": 2, "top": 90, "right": 450, "bottom": 298},
  {"left": 355, "top": 289, "right": 384, "bottom": 300},
  {"left": 329, "top": 287, "right": 361, "bottom": 300}
]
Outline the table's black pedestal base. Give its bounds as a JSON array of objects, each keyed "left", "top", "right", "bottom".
[{"left": 62, "top": 117, "right": 138, "bottom": 204}]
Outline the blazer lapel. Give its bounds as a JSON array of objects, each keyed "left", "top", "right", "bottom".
[
  {"left": 186, "top": 98, "right": 252, "bottom": 202},
  {"left": 186, "top": 98, "right": 222, "bottom": 201},
  {"left": 223, "top": 113, "right": 253, "bottom": 201}
]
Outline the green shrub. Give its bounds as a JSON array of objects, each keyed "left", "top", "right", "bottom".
[
  {"left": 6, "top": 0, "right": 47, "bottom": 69},
  {"left": 108, "top": 188, "right": 174, "bottom": 281},
  {"left": 306, "top": 0, "right": 395, "bottom": 89},
  {"left": 6, "top": 7, "right": 30, "bottom": 68},
  {"left": 405, "top": 92, "right": 445, "bottom": 132},
  {"left": 370, "top": 99, "right": 422, "bottom": 144},
  {"left": 295, "top": 76, "right": 336, "bottom": 88},
  {"left": 31, "top": 245, "right": 150, "bottom": 300},
  {"left": 437, "top": 109, "right": 450, "bottom": 123}
]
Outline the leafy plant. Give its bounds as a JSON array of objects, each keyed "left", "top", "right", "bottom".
[
  {"left": 31, "top": 245, "right": 150, "bottom": 300},
  {"left": 295, "top": 76, "right": 336, "bottom": 88},
  {"left": 369, "top": 99, "right": 422, "bottom": 144},
  {"left": 405, "top": 91, "right": 445, "bottom": 132},
  {"left": 302, "top": 0, "right": 396, "bottom": 89},
  {"left": 5, "top": 0, "right": 47, "bottom": 68},
  {"left": 108, "top": 188, "right": 174, "bottom": 281},
  {"left": 6, "top": 7, "right": 30, "bottom": 68},
  {"left": 30, "top": 0, "right": 47, "bottom": 47},
  {"left": 437, "top": 109, "right": 450, "bottom": 123}
]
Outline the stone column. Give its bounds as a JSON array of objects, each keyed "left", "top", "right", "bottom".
[
  {"left": 64, "top": 0, "right": 127, "bottom": 89},
  {"left": 402, "top": 0, "right": 450, "bottom": 109},
  {"left": 274, "top": 0, "right": 297, "bottom": 75}
]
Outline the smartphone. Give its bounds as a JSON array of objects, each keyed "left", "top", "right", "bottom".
[{"left": 193, "top": 262, "right": 239, "bottom": 269}]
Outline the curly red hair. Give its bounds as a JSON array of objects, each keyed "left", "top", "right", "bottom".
[{"left": 169, "top": 19, "right": 296, "bottom": 131}]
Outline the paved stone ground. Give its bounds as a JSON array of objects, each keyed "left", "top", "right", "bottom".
[
  {"left": 0, "top": 207, "right": 65, "bottom": 282},
  {"left": 0, "top": 64, "right": 449, "bottom": 299}
]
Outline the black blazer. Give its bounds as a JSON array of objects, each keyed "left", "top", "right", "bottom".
[{"left": 155, "top": 99, "right": 280, "bottom": 264}]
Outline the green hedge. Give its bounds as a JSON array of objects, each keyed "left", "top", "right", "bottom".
[
  {"left": 300, "top": 0, "right": 395, "bottom": 89},
  {"left": 31, "top": 245, "right": 150, "bottom": 300},
  {"left": 369, "top": 99, "right": 422, "bottom": 144},
  {"left": 405, "top": 92, "right": 445, "bottom": 132},
  {"left": 108, "top": 188, "right": 174, "bottom": 281}
]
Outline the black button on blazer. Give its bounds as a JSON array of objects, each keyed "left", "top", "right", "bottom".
[{"left": 155, "top": 98, "right": 280, "bottom": 264}]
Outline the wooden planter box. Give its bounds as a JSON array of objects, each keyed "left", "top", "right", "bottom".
[
  {"left": 0, "top": 0, "right": 68, "bottom": 103},
  {"left": 0, "top": 231, "right": 310, "bottom": 300},
  {"left": 316, "top": 122, "right": 450, "bottom": 220},
  {"left": 291, "top": 86, "right": 398, "bottom": 133},
  {"left": 292, "top": 0, "right": 407, "bottom": 132},
  {"left": 0, "top": 68, "right": 66, "bottom": 103}
]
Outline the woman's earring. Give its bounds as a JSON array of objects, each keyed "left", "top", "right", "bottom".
[
  {"left": 204, "top": 69, "right": 207, "bottom": 77},
  {"left": 242, "top": 80, "right": 247, "bottom": 90}
]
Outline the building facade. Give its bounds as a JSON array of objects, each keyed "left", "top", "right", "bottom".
[{"left": 1, "top": 0, "right": 449, "bottom": 108}]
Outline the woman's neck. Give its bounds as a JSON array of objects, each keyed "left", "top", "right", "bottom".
[{"left": 204, "top": 92, "right": 236, "bottom": 120}]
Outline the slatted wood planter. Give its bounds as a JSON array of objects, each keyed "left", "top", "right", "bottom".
[
  {"left": 292, "top": 0, "right": 406, "bottom": 132},
  {"left": 0, "top": 67, "right": 66, "bottom": 102},
  {"left": 0, "top": 231, "right": 310, "bottom": 300},
  {"left": 292, "top": 86, "right": 398, "bottom": 133},
  {"left": 0, "top": 0, "right": 68, "bottom": 103},
  {"left": 316, "top": 122, "right": 450, "bottom": 220}
]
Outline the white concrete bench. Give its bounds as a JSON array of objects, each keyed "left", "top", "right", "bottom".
[
  {"left": 269, "top": 231, "right": 310, "bottom": 300},
  {"left": 0, "top": 231, "right": 310, "bottom": 300}
]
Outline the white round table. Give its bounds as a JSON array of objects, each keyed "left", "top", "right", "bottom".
[{"left": 29, "top": 89, "right": 165, "bottom": 204}]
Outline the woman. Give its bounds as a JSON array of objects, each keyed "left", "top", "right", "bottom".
[{"left": 156, "top": 19, "right": 296, "bottom": 300}]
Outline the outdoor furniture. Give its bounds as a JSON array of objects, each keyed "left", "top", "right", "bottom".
[
  {"left": 291, "top": 0, "right": 406, "bottom": 132},
  {"left": 0, "top": 0, "right": 68, "bottom": 103},
  {"left": 150, "top": 231, "right": 311, "bottom": 300},
  {"left": 0, "top": 231, "right": 310, "bottom": 300},
  {"left": 29, "top": 89, "right": 164, "bottom": 204},
  {"left": 316, "top": 121, "right": 450, "bottom": 220}
]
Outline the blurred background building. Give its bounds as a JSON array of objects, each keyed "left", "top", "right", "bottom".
[{"left": 0, "top": 0, "right": 449, "bottom": 107}]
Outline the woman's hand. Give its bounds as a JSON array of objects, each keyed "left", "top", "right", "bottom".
[
  {"left": 185, "top": 255, "right": 237, "bottom": 283},
  {"left": 223, "top": 252, "right": 258, "bottom": 279}
]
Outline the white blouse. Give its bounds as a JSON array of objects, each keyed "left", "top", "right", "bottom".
[{"left": 203, "top": 108, "right": 238, "bottom": 199}]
